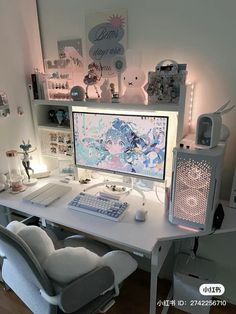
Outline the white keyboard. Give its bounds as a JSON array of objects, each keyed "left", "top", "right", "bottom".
[
  {"left": 23, "top": 183, "right": 72, "bottom": 207},
  {"left": 68, "top": 192, "right": 128, "bottom": 222}
]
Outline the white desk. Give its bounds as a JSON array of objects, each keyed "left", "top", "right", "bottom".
[{"left": 0, "top": 177, "right": 235, "bottom": 314}]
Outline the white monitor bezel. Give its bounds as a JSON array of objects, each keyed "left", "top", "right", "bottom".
[{"left": 72, "top": 108, "right": 169, "bottom": 182}]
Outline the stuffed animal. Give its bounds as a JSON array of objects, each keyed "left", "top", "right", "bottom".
[
  {"left": 7, "top": 221, "right": 101, "bottom": 283},
  {"left": 18, "top": 226, "right": 55, "bottom": 265},
  {"left": 44, "top": 247, "right": 102, "bottom": 284},
  {"left": 6, "top": 221, "right": 137, "bottom": 286}
]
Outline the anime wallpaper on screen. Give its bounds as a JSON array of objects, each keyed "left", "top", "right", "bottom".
[{"left": 73, "top": 112, "right": 168, "bottom": 180}]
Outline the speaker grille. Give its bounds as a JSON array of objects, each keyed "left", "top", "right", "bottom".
[{"left": 173, "top": 157, "right": 212, "bottom": 225}]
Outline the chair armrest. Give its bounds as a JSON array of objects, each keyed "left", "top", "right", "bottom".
[{"left": 58, "top": 266, "right": 114, "bottom": 313}]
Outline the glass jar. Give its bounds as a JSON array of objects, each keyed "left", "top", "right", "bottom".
[{"left": 6, "top": 150, "right": 25, "bottom": 192}]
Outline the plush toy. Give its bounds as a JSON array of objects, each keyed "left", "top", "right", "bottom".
[
  {"left": 44, "top": 247, "right": 102, "bottom": 284},
  {"left": 7, "top": 222, "right": 101, "bottom": 283},
  {"left": 6, "top": 222, "right": 137, "bottom": 286},
  {"left": 18, "top": 226, "right": 55, "bottom": 265},
  {"left": 6, "top": 220, "right": 27, "bottom": 234}
]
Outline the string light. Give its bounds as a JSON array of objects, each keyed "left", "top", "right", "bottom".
[{"left": 187, "top": 81, "right": 195, "bottom": 128}]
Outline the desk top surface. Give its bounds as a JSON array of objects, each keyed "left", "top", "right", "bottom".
[{"left": 0, "top": 177, "right": 235, "bottom": 255}]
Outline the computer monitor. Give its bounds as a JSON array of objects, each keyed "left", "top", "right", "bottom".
[{"left": 72, "top": 111, "right": 168, "bottom": 181}]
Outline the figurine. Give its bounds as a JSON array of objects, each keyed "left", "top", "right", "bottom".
[
  {"left": 100, "top": 79, "right": 112, "bottom": 103},
  {"left": 145, "top": 60, "right": 187, "bottom": 104},
  {"left": 110, "top": 83, "right": 115, "bottom": 96},
  {"left": 56, "top": 109, "right": 65, "bottom": 126},
  {"left": 48, "top": 109, "right": 56, "bottom": 123},
  {"left": 109, "top": 83, "right": 119, "bottom": 103},
  {"left": 121, "top": 66, "right": 146, "bottom": 104},
  {"left": 18, "top": 140, "right": 37, "bottom": 182},
  {"left": 83, "top": 62, "right": 102, "bottom": 99}
]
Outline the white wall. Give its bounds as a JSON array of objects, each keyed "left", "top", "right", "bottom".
[
  {"left": 0, "top": 0, "right": 43, "bottom": 173},
  {"left": 37, "top": 0, "right": 236, "bottom": 200},
  {"left": 37, "top": 0, "right": 236, "bottom": 303}
]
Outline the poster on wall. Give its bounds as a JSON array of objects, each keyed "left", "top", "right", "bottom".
[{"left": 85, "top": 9, "right": 128, "bottom": 78}]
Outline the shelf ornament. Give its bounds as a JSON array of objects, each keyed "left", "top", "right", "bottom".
[
  {"left": 120, "top": 51, "right": 146, "bottom": 104},
  {"left": 18, "top": 140, "right": 37, "bottom": 185},
  {"left": 83, "top": 62, "right": 103, "bottom": 99},
  {"left": 144, "top": 59, "right": 187, "bottom": 104},
  {"left": 0, "top": 91, "right": 10, "bottom": 117}
]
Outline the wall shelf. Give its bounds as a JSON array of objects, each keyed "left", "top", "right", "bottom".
[
  {"left": 30, "top": 83, "right": 192, "bottom": 172},
  {"left": 41, "top": 153, "right": 73, "bottom": 160},
  {"left": 38, "top": 124, "right": 71, "bottom": 131},
  {"left": 30, "top": 96, "right": 73, "bottom": 170}
]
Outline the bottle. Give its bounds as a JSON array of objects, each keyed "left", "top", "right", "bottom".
[{"left": 6, "top": 150, "right": 25, "bottom": 192}]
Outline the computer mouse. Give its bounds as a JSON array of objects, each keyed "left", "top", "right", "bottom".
[{"left": 135, "top": 209, "right": 147, "bottom": 222}]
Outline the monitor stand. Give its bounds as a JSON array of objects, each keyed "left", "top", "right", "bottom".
[{"left": 135, "top": 179, "right": 154, "bottom": 191}]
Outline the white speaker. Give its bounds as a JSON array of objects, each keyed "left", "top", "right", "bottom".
[
  {"left": 195, "top": 113, "right": 222, "bottom": 148},
  {"left": 169, "top": 143, "right": 225, "bottom": 231}
]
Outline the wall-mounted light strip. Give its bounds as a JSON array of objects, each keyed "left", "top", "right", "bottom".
[{"left": 187, "top": 82, "right": 195, "bottom": 127}]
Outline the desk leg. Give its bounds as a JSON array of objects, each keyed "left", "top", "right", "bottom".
[
  {"left": 0, "top": 206, "right": 11, "bottom": 226},
  {"left": 150, "top": 244, "right": 159, "bottom": 314},
  {"left": 149, "top": 241, "right": 173, "bottom": 314}
]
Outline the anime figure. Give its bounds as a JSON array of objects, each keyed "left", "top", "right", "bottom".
[
  {"left": 83, "top": 62, "right": 102, "bottom": 99},
  {"left": 56, "top": 109, "right": 65, "bottom": 125},
  {"left": 121, "top": 66, "right": 146, "bottom": 104},
  {"left": 110, "top": 83, "right": 115, "bottom": 96},
  {"left": 18, "top": 140, "right": 37, "bottom": 182},
  {"left": 48, "top": 109, "right": 57, "bottom": 123}
]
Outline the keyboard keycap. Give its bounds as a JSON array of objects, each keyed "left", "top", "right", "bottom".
[{"left": 68, "top": 192, "right": 128, "bottom": 221}]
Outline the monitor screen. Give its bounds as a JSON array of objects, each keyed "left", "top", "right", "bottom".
[{"left": 72, "top": 112, "right": 168, "bottom": 180}]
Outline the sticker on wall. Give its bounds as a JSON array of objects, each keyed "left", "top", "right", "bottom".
[
  {"left": 85, "top": 9, "right": 128, "bottom": 78},
  {"left": 57, "top": 38, "right": 84, "bottom": 86},
  {"left": 39, "top": 129, "right": 73, "bottom": 157},
  {"left": 58, "top": 39, "right": 83, "bottom": 59}
]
